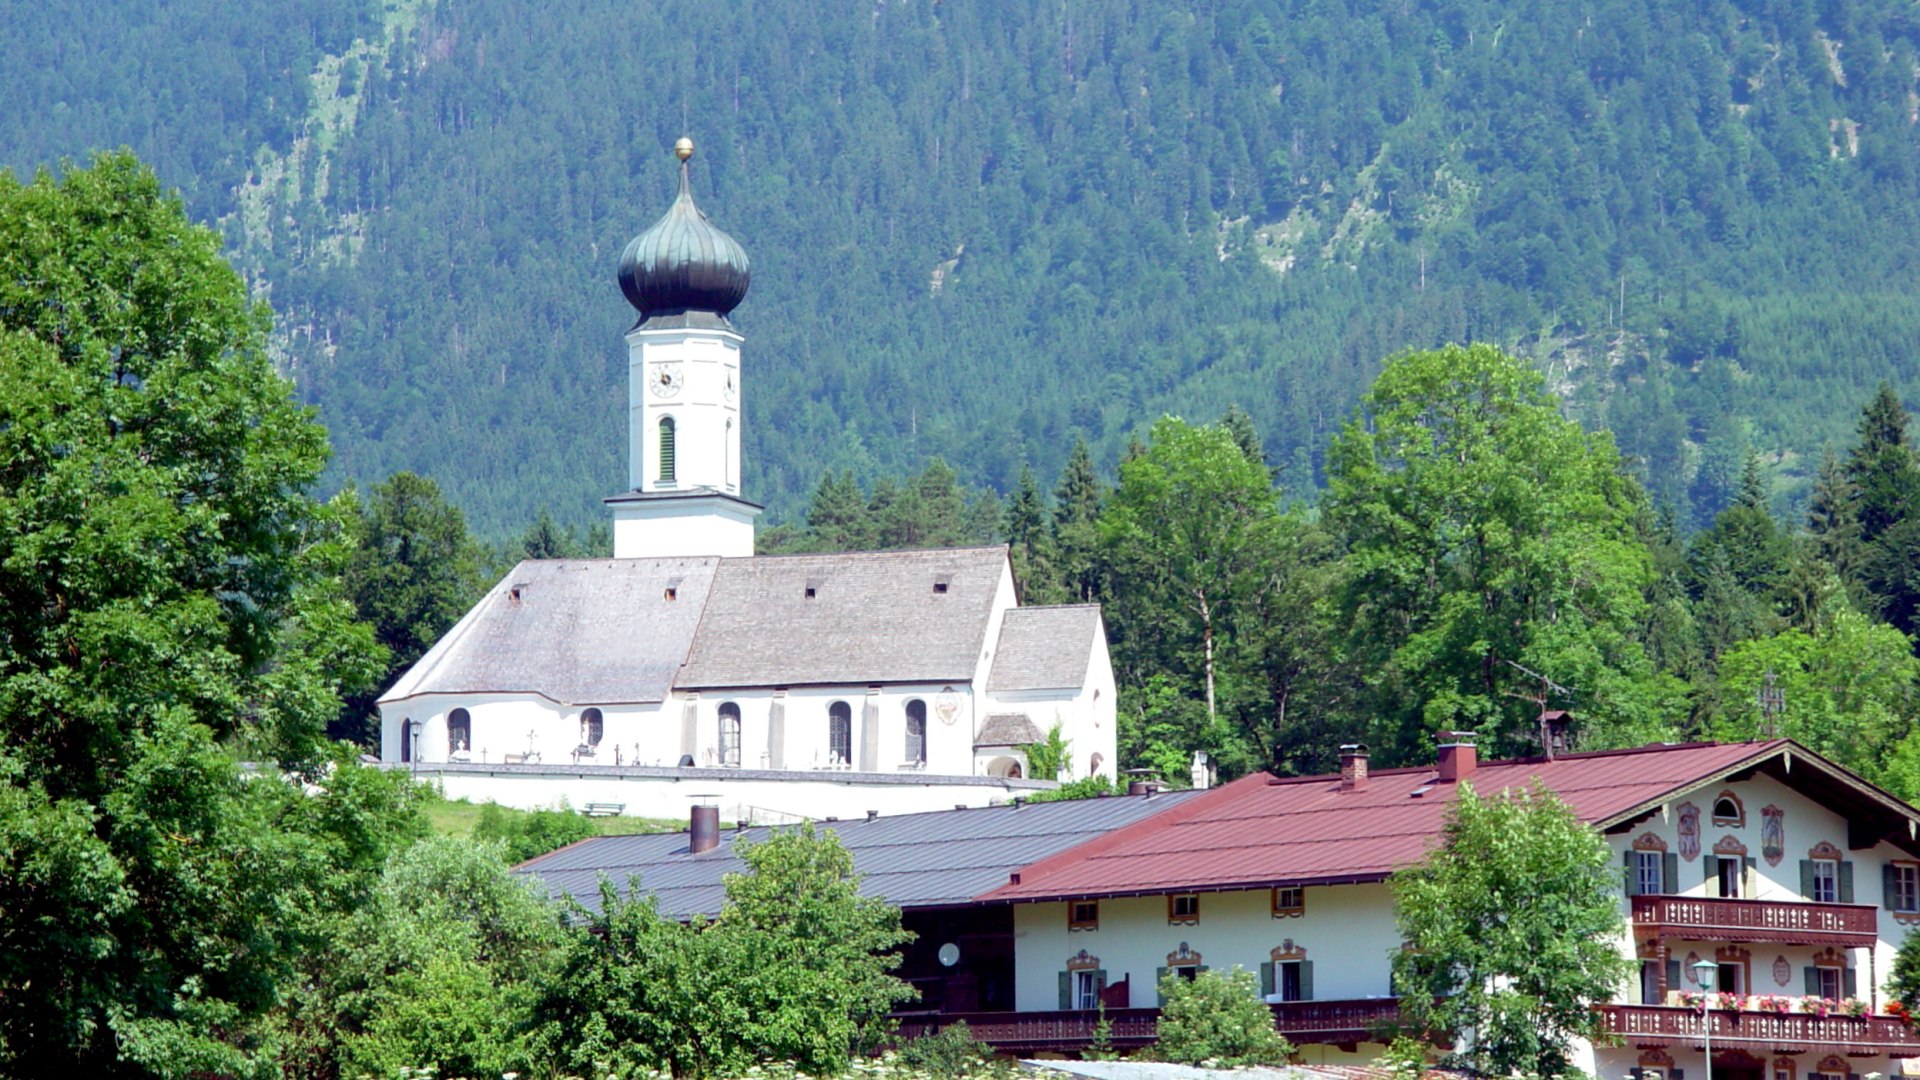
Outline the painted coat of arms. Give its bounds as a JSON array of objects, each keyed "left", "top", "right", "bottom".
[
  {"left": 1762, "top": 805, "right": 1785, "bottom": 866},
  {"left": 1677, "top": 802, "right": 1701, "bottom": 861}
]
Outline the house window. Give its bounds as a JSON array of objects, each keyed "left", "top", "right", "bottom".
[
  {"left": 1636, "top": 851, "right": 1664, "bottom": 896},
  {"left": 1168, "top": 893, "right": 1200, "bottom": 925},
  {"left": 1711, "top": 854, "right": 1745, "bottom": 898},
  {"left": 828, "top": 701, "right": 852, "bottom": 765},
  {"left": 1272, "top": 887, "right": 1304, "bottom": 918},
  {"left": 1712, "top": 791, "right": 1745, "bottom": 827},
  {"left": 1890, "top": 862, "right": 1920, "bottom": 913},
  {"left": 905, "top": 699, "right": 927, "bottom": 766},
  {"left": 1809, "top": 859, "right": 1839, "bottom": 903},
  {"left": 658, "top": 416, "right": 676, "bottom": 483},
  {"left": 1640, "top": 961, "right": 1663, "bottom": 1005},
  {"left": 1069, "top": 900, "right": 1099, "bottom": 931},
  {"left": 718, "top": 702, "right": 741, "bottom": 767},
  {"left": 1277, "top": 960, "right": 1305, "bottom": 1002},
  {"left": 1073, "top": 969, "right": 1101, "bottom": 1010},
  {"left": 1772, "top": 1057, "right": 1795, "bottom": 1080},
  {"left": 1813, "top": 966, "right": 1843, "bottom": 999},
  {"left": 1715, "top": 963, "right": 1744, "bottom": 995},
  {"left": 447, "top": 708, "right": 471, "bottom": 755},
  {"left": 581, "top": 707, "right": 604, "bottom": 749}
]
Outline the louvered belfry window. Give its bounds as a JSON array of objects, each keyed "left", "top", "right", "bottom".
[{"left": 658, "top": 416, "right": 677, "bottom": 482}]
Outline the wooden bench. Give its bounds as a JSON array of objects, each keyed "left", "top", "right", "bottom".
[{"left": 583, "top": 802, "right": 626, "bottom": 818}]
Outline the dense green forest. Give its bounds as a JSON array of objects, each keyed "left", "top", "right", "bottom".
[{"left": 7, "top": 0, "right": 1920, "bottom": 534}]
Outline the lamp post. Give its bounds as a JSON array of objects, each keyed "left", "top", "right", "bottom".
[{"left": 1693, "top": 958, "right": 1719, "bottom": 1080}]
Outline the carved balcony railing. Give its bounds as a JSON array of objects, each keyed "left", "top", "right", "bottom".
[
  {"left": 892, "top": 998, "right": 1406, "bottom": 1053},
  {"left": 1599, "top": 1004, "right": 1920, "bottom": 1055},
  {"left": 1632, "top": 895, "right": 1877, "bottom": 946}
]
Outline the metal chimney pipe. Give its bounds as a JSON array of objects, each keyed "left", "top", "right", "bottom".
[{"left": 689, "top": 803, "right": 720, "bottom": 854}]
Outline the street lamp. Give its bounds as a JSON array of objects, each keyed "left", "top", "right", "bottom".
[{"left": 1692, "top": 958, "right": 1719, "bottom": 1080}]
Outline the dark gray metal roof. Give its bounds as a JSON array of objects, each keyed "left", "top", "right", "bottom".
[
  {"left": 379, "top": 558, "right": 719, "bottom": 706},
  {"left": 514, "top": 790, "right": 1203, "bottom": 919},
  {"left": 976, "top": 713, "right": 1043, "bottom": 747},
  {"left": 675, "top": 547, "right": 1010, "bottom": 689},
  {"left": 987, "top": 606, "right": 1101, "bottom": 692}
]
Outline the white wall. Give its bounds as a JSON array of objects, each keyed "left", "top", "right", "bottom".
[
  {"left": 397, "top": 763, "right": 1053, "bottom": 824},
  {"left": 1012, "top": 882, "right": 1404, "bottom": 1011}
]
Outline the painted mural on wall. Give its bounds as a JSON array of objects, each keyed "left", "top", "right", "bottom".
[
  {"left": 1762, "top": 805, "right": 1785, "bottom": 866},
  {"left": 1677, "top": 802, "right": 1701, "bottom": 861}
]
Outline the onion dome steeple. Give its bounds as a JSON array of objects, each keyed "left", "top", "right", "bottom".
[{"left": 617, "top": 138, "right": 752, "bottom": 330}]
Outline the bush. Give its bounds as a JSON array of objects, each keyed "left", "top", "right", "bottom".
[
  {"left": 1152, "top": 967, "right": 1294, "bottom": 1067},
  {"left": 896, "top": 1021, "right": 1009, "bottom": 1079},
  {"left": 473, "top": 801, "right": 595, "bottom": 863}
]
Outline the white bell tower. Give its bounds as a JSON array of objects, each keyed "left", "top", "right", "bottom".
[{"left": 606, "top": 137, "right": 761, "bottom": 559}]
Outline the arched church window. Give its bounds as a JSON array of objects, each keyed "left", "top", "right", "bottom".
[
  {"left": 658, "top": 416, "right": 677, "bottom": 483},
  {"left": 725, "top": 418, "right": 734, "bottom": 490},
  {"left": 401, "top": 719, "right": 414, "bottom": 763},
  {"left": 581, "top": 707, "right": 604, "bottom": 749},
  {"left": 828, "top": 701, "right": 853, "bottom": 765},
  {"left": 905, "top": 699, "right": 927, "bottom": 766},
  {"left": 447, "top": 708, "right": 470, "bottom": 755},
  {"left": 718, "top": 702, "right": 742, "bottom": 767}
]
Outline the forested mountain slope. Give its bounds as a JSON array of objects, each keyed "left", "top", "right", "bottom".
[{"left": 7, "top": 0, "right": 1920, "bottom": 535}]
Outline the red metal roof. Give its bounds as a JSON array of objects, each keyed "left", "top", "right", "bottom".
[{"left": 984, "top": 740, "right": 1791, "bottom": 903}]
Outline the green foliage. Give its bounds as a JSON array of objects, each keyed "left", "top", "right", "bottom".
[
  {"left": 0, "top": 152, "right": 402, "bottom": 1077},
  {"left": 1393, "top": 783, "right": 1633, "bottom": 1076},
  {"left": 1326, "top": 344, "right": 1678, "bottom": 762},
  {"left": 472, "top": 801, "right": 596, "bottom": 863},
  {"left": 1028, "top": 775, "right": 1120, "bottom": 803},
  {"left": 337, "top": 470, "right": 488, "bottom": 742},
  {"left": 1103, "top": 416, "right": 1285, "bottom": 773},
  {"left": 895, "top": 1021, "right": 1009, "bottom": 1080},
  {"left": 1019, "top": 724, "right": 1071, "bottom": 782},
  {"left": 294, "top": 835, "right": 563, "bottom": 1080},
  {"left": 532, "top": 823, "right": 914, "bottom": 1079},
  {"left": 1151, "top": 966, "right": 1294, "bottom": 1067},
  {"left": 1887, "top": 928, "right": 1920, "bottom": 1020}
]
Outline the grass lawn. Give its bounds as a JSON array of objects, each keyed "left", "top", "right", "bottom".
[{"left": 421, "top": 793, "right": 685, "bottom": 839}]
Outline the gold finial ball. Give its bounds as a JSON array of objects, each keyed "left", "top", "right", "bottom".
[{"left": 674, "top": 137, "right": 694, "bottom": 162}]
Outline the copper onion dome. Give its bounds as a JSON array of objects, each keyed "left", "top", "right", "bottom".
[{"left": 617, "top": 138, "right": 751, "bottom": 329}]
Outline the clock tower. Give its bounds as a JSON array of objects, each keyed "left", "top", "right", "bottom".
[{"left": 607, "top": 138, "right": 760, "bottom": 558}]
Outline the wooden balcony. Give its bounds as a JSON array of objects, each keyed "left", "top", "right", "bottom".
[
  {"left": 892, "top": 998, "right": 1407, "bottom": 1054},
  {"left": 1600, "top": 1004, "right": 1920, "bottom": 1056},
  {"left": 1631, "top": 895, "right": 1877, "bottom": 946}
]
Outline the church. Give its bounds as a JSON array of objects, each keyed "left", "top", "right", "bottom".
[{"left": 376, "top": 140, "right": 1119, "bottom": 821}]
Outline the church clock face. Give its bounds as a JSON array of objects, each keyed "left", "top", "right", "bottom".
[{"left": 651, "top": 363, "right": 684, "bottom": 398}]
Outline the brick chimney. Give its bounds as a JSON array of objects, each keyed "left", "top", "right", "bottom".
[
  {"left": 1339, "top": 744, "right": 1369, "bottom": 792},
  {"left": 1435, "top": 731, "right": 1477, "bottom": 783}
]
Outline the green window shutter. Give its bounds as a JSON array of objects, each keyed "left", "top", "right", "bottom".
[
  {"left": 1802, "top": 859, "right": 1817, "bottom": 899},
  {"left": 1845, "top": 967, "right": 1858, "bottom": 997},
  {"left": 1059, "top": 971, "right": 1072, "bottom": 1010},
  {"left": 1300, "top": 961, "right": 1314, "bottom": 1001},
  {"left": 1886, "top": 863, "right": 1900, "bottom": 909},
  {"left": 1155, "top": 967, "right": 1169, "bottom": 1006},
  {"left": 1805, "top": 966, "right": 1819, "bottom": 996},
  {"left": 1663, "top": 852, "right": 1679, "bottom": 894},
  {"left": 1705, "top": 854, "right": 1718, "bottom": 886},
  {"left": 1744, "top": 857, "right": 1757, "bottom": 896},
  {"left": 1666, "top": 958, "right": 1680, "bottom": 995},
  {"left": 1196, "top": 965, "right": 1209, "bottom": 975},
  {"left": 1260, "top": 961, "right": 1275, "bottom": 997},
  {"left": 1840, "top": 860, "right": 1855, "bottom": 903},
  {"left": 1095, "top": 970, "right": 1108, "bottom": 996},
  {"left": 1624, "top": 849, "right": 1639, "bottom": 895}
]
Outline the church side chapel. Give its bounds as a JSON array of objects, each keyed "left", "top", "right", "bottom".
[{"left": 376, "top": 140, "right": 1118, "bottom": 820}]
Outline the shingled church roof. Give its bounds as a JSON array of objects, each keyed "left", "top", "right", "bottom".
[{"left": 987, "top": 605, "right": 1102, "bottom": 692}]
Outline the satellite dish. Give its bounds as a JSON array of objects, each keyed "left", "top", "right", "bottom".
[{"left": 938, "top": 943, "right": 961, "bottom": 967}]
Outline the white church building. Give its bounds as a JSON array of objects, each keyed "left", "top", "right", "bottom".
[{"left": 377, "top": 139, "right": 1118, "bottom": 822}]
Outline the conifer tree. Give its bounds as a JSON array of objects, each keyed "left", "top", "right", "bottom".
[
  {"left": 1847, "top": 383, "right": 1920, "bottom": 544},
  {"left": 1005, "top": 465, "right": 1062, "bottom": 602},
  {"left": 1053, "top": 439, "right": 1106, "bottom": 603},
  {"left": 805, "top": 470, "right": 870, "bottom": 551},
  {"left": 1808, "top": 447, "right": 1864, "bottom": 582}
]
